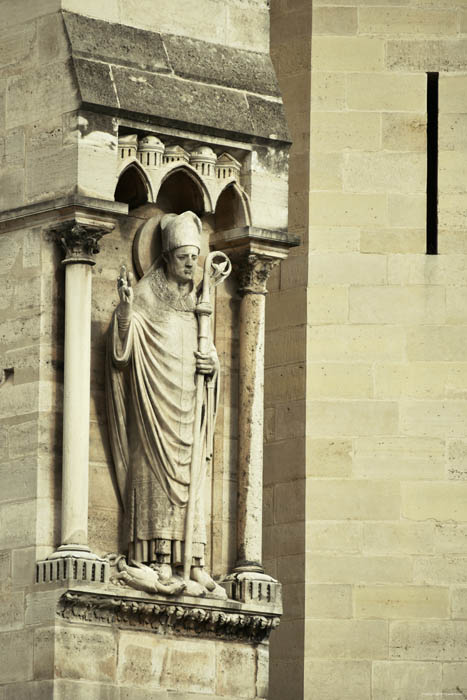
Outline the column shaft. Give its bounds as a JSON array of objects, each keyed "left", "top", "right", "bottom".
[
  {"left": 61, "top": 262, "right": 92, "bottom": 546},
  {"left": 237, "top": 291, "right": 266, "bottom": 570}
]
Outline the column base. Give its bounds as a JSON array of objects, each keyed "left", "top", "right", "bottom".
[
  {"left": 36, "top": 548, "right": 109, "bottom": 585},
  {"left": 220, "top": 571, "right": 282, "bottom": 614}
]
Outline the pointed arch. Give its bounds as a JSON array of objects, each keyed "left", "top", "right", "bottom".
[
  {"left": 156, "top": 164, "right": 214, "bottom": 215},
  {"left": 114, "top": 160, "right": 154, "bottom": 209},
  {"left": 214, "top": 182, "right": 251, "bottom": 231}
]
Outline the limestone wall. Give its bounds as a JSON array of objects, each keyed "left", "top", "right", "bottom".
[{"left": 269, "top": 0, "right": 467, "bottom": 697}]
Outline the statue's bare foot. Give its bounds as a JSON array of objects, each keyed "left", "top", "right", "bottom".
[{"left": 191, "top": 566, "right": 216, "bottom": 591}]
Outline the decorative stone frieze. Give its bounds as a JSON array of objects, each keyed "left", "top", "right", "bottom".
[
  {"left": 118, "top": 133, "right": 138, "bottom": 160},
  {"left": 163, "top": 144, "right": 190, "bottom": 165},
  {"left": 138, "top": 135, "right": 165, "bottom": 169},
  {"left": 57, "top": 590, "right": 280, "bottom": 642},
  {"left": 216, "top": 152, "right": 241, "bottom": 181},
  {"left": 189, "top": 145, "right": 217, "bottom": 178}
]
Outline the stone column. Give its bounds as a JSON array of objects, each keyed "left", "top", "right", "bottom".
[
  {"left": 36, "top": 221, "right": 112, "bottom": 584},
  {"left": 235, "top": 253, "right": 279, "bottom": 574}
]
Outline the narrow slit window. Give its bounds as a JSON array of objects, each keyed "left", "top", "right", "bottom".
[{"left": 426, "top": 72, "right": 439, "bottom": 255}]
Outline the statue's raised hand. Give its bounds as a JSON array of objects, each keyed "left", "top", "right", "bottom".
[{"left": 117, "top": 265, "right": 133, "bottom": 325}]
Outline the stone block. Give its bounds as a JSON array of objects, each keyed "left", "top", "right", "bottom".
[
  {"left": 443, "top": 663, "right": 467, "bottom": 699},
  {"left": 264, "top": 434, "right": 305, "bottom": 484},
  {"left": 264, "top": 521, "right": 305, "bottom": 559},
  {"left": 435, "top": 523, "right": 467, "bottom": 554},
  {"left": 440, "top": 74, "right": 467, "bottom": 113},
  {"left": 227, "top": 4, "right": 270, "bottom": 54},
  {"left": 414, "top": 557, "right": 467, "bottom": 585},
  {"left": 440, "top": 114, "right": 467, "bottom": 151},
  {"left": 400, "top": 400, "right": 467, "bottom": 438},
  {"left": 382, "top": 113, "right": 427, "bottom": 152},
  {"left": 308, "top": 325, "right": 406, "bottom": 362},
  {"left": 0, "top": 166, "right": 25, "bottom": 211},
  {"left": 0, "top": 591, "right": 24, "bottom": 631},
  {"left": 161, "top": 639, "right": 216, "bottom": 694},
  {"left": 440, "top": 194, "right": 467, "bottom": 229},
  {"left": 0, "top": 500, "right": 35, "bottom": 549},
  {"left": 308, "top": 285, "right": 349, "bottom": 325},
  {"left": 358, "top": 7, "right": 458, "bottom": 35},
  {"left": 344, "top": 151, "right": 425, "bottom": 194},
  {"left": 311, "top": 72, "right": 346, "bottom": 112},
  {"left": 264, "top": 364, "right": 306, "bottom": 404},
  {"left": 402, "top": 482, "right": 467, "bottom": 522},
  {"left": 277, "top": 553, "right": 306, "bottom": 584},
  {"left": 310, "top": 112, "right": 381, "bottom": 152},
  {"left": 309, "top": 252, "right": 386, "bottom": 284},
  {"left": 274, "top": 404, "right": 306, "bottom": 440},
  {"left": 388, "top": 194, "right": 426, "bottom": 227},
  {"left": 439, "top": 151, "right": 467, "bottom": 194},
  {"left": 0, "top": 629, "right": 33, "bottom": 683},
  {"left": 12, "top": 547, "right": 36, "bottom": 587},
  {"left": 390, "top": 620, "right": 467, "bottom": 661},
  {"left": 0, "top": 20, "right": 36, "bottom": 74},
  {"left": 266, "top": 287, "right": 307, "bottom": 331},
  {"left": 256, "top": 643, "right": 269, "bottom": 699},
  {"left": 376, "top": 362, "right": 467, "bottom": 401},
  {"left": 307, "top": 554, "right": 413, "bottom": 584},
  {"left": 355, "top": 585, "right": 449, "bottom": 620},
  {"left": 407, "top": 326, "right": 467, "bottom": 362},
  {"left": 0, "top": 0, "right": 59, "bottom": 29},
  {"left": 62, "top": 0, "right": 119, "bottom": 22},
  {"left": 372, "top": 661, "right": 442, "bottom": 700},
  {"left": 448, "top": 441, "right": 467, "bottom": 481},
  {"left": 313, "top": 7, "right": 357, "bottom": 35},
  {"left": 311, "top": 37, "right": 384, "bottom": 71},
  {"left": 54, "top": 680, "right": 120, "bottom": 700},
  {"left": 0, "top": 457, "right": 37, "bottom": 504},
  {"left": 306, "top": 583, "right": 353, "bottom": 619},
  {"left": 304, "top": 660, "right": 371, "bottom": 700},
  {"left": 308, "top": 363, "right": 373, "bottom": 399},
  {"left": 310, "top": 192, "right": 387, "bottom": 226},
  {"left": 216, "top": 642, "right": 256, "bottom": 698},
  {"left": 309, "top": 226, "right": 360, "bottom": 253},
  {"left": 354, "top": 436, "right": 445, "bottom": 480},
  {"left": 118, "top": 631, "right": 164, "bottom": 687},
  {"left": 307, "top": 521, "right": 361, "bottom": 554},
  {"left": 308, "top": 438, "right": 353, "bottom": 478},
  {"left": 309, "top": 152, "right": 343, "bottom": 190},
  {"left": 265, "top": 326, "right": 306, "bottom": 367},
  {"left": 346, "top": 73, "right": 426, "bottom": 112},
  {"left": 0, "top": 234, "right": 22, "bottom": 275},
  {"left": 308, "top": 400, "right": 399, "bottom": 437},
  {"left": 6, "top": 59, "right": 78, "bottom": 130},
  {"left": 447, "top": 288, "right": 467, "bottom": 324},
  {"left": 274, "top": 479, "right": 306, "bottom": 524},
  {"left": 119, "top": 0, "right": 228, "bottom": 46},
  {"left": 307, "top": 479, "right": 400, "bottom": 520},
  {"left": 55, "top": 626, "right": 117, "bottom": 683},
  {"left": 362, "top": 522, "right": 435, "bottom": 555},
  {"left": 451, "top": 588, "right": 467, "bottom": 619},
  {"left": 350, "top": 286, "right": 445, "bottom": 325},
  {"left": 162, "top": 32, "right": 278, "bottom": 95},
  {"left": 306, "top": 619, "right": 388, "bottom": 659},
  {"left": 387, "top": 38, "right": 467, "bottom": 73}
]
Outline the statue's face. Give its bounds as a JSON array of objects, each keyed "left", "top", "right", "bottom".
[{"left": 165, "top": 245, "right": 199, "bottom": 284}]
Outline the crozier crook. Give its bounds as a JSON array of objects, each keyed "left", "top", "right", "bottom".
[{"left": 183, "top": 251, "right": 232, "bottom": 581}]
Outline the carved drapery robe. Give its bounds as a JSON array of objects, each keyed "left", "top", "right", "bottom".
[{"left": 106, "top": 265, "right": 218, "bottom": 566}]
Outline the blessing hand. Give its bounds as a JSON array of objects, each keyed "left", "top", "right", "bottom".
[{"left": 117, "top": 265, "right": 133, "bottom": 311}]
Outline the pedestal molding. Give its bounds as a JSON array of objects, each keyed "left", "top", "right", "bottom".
[{"left": 57, "top": 589, "right": 280, "bottom": 643}]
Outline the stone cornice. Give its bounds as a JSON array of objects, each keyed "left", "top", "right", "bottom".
[{"left": 57, "top": 589, "right": 280, "bottom": 643}]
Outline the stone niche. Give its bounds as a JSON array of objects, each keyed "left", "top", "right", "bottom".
[{"left": 0, "top": 9, "right": 297, "bottom": 700}]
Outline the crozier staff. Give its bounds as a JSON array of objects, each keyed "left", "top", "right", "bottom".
[{"left": 106, "top": 211, "right": 220, "bottom": 593}]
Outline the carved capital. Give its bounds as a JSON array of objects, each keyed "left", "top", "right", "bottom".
[
  {"left": 236, "top": 253, "right": 280, "bottom": 295},
  {"left": 48, "top": 221, "right": 113, "bottom": 265}
]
